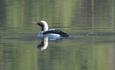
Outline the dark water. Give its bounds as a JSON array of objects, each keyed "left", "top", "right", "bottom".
[{"left": 0, "top": 25, "right": 115, "bottom": 70}]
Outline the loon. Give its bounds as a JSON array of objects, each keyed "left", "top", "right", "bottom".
[{"left": 37, "top": 20, "right": 69, "bottom": 40}]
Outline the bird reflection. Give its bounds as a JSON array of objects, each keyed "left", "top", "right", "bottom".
[{"left": 37, "top": 36, "right": 48, "bottom": 51}]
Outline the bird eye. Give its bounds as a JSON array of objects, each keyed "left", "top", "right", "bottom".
[{"left": 37, "top": 22, "right": 42, "bottom": 26}]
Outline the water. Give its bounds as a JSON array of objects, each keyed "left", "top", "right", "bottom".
[
  {"left": 0, "top": 0, "right": 115, "bottom": 70},
  {"left": 0, "top": 25, "right": 115, "bottom": 70}
]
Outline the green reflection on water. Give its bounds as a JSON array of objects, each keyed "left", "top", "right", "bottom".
[{"left": 0, "top": 0, "right": 115, "bottom": 70}]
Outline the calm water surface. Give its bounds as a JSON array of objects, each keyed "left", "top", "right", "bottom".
[
  {"left": 0, "top": 0, "right": 115, "bottom": 70},
  {"left": 0, "top": 25, "right": 115, "bottom": 70}
]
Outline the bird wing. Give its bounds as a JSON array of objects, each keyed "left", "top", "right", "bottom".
[{"left": 43, "top": 29, "right": 69, "bottom": 37}]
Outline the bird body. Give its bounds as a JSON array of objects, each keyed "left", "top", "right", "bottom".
[{"left": 37, "top": 20, "right": 69, "bottom": 40}]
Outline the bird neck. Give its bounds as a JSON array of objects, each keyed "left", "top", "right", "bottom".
[{"left": 42, "top": 23, "right": 48, "bottom": 31}]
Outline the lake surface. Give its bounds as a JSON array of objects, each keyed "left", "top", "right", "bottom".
[
  {"left": 0, "top": 0, "right": 115, "bottom": 70},
  {"left": 0, "top": 25, "right": 115, "bottom": 70}
]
